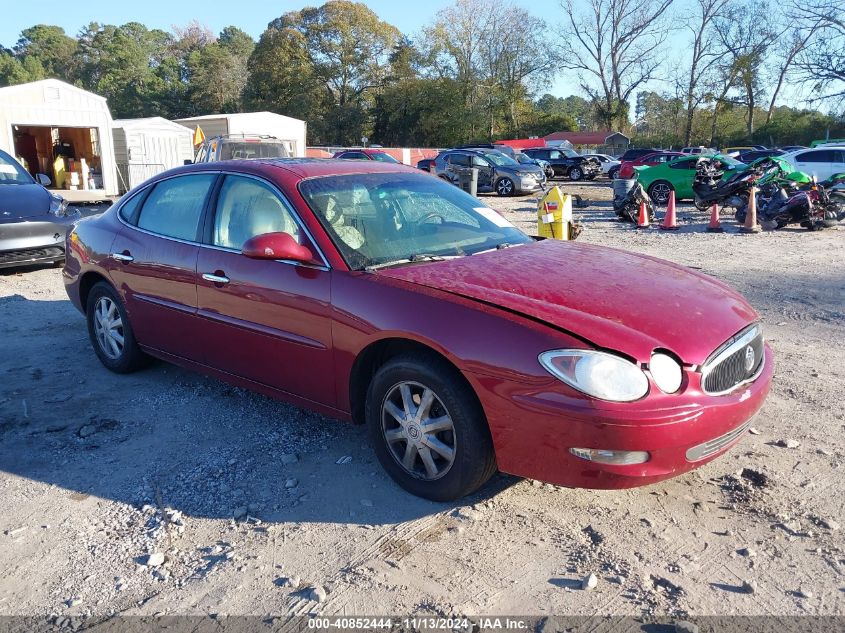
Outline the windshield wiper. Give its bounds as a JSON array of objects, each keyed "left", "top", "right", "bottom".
[
  {"left": 471, "top": 242, "right": 521, "bottom": 255},
  {"left": 364, "top": 254, "right": 458, "bottom": 272}
]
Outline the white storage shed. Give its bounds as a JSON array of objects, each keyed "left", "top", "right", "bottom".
[
  {"left": 0, "top": 79, "right": 118, "bottom": 201},
  {"left": 174, "top": 112, "right": 307, "bottom": 158},
  {"left": 112, "top": 117, "right": 194, "bottom": 193}
]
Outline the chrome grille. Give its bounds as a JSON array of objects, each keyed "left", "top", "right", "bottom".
[
  {"left": 701, "top": 325, "right": 764, "bottom": 395},
  {"left": 686, "top": 420, "right": 752, "bottom": 461}
]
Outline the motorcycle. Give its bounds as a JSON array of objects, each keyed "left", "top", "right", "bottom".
[
  {"left": 735, "top": 178, "right": 845, "bottom": 230},
  {"left": 614, "top": 180, "right": 654, "bottom": 223},
  {"left": 691, "top": 156, "right": 782, "bottom": 211}
]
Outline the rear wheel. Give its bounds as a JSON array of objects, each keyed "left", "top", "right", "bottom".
[
  {"left": 365, "top": 354, "right": 496, "bottom": 501},
  {"left": 608, "top": 167, "right": 620, "bottom": 180},
  {"left": 648, "top": 181, "right": 673, "bottom": 205},
  {"left": 86, "top": 282, "right": 147, "bottom": 373}
]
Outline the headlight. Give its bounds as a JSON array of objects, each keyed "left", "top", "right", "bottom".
[
  {"left": 539, "top": 350, "right": 649, "bottom": 402},
  {"left": 649, "top": 352, "right": 683, "bottom": 393},
  {"left": 49, "top": 194, "right": 70, "bottom": 217}
]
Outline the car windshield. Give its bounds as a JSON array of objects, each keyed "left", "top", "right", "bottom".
[
  {"left": 299, "top": 172, "right": 532, "bottom": 270},
  {"left": 0, "top": 152, "right": 34, "bottom": 185},
  {"left": 369, "top": 152, "right": 400, "bottom": 163},
  {"left": 480, "top": 151, "right": 519, "bottom": 167},
  {"left": 515, "top": 153, "right": 533, "bottom": 164},
  {"left": 219, "top": 141, "right": 290, "bottom": 160}
]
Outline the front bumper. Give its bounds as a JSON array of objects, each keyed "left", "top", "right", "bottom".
[
  {"left": 517, "top": 176, "right": 544, "bottom": 193},
  {"left": 471, "top": 343, "right": 774, "bottom": 489},
  {"left": 0, "top": 215, "right": 79, "bottom": 269}
]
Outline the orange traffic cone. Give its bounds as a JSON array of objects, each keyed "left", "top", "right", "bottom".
[
  {"left": 636, "top": 200, "right": 649, "bottom": 228},
  {"left": 739, "top": 186, "right": 761, "bottom": 233},
  {"left": 659, "top": 190, "right": 679, "bottom": 230},
  {"left": 706, "top": 203, "right": 723, "bottom": 232}
]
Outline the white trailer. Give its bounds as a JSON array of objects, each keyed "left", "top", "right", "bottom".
[
  {"left": 112, "top": 117, "right": 194, "bottom": 193},
  {"left": 0, "top": 79, "right": 118, "bottom": 201},
  {"left": 174, "top": 112, "right": 307, "bottom": 158}
]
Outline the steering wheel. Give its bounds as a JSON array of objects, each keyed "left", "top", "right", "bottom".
[{"left": 416, "top": 212, "right": 445, "bottom": 225}]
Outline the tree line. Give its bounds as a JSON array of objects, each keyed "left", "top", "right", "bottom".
[{"left": 1, "top": 0, "right": 843, "bottom": 148}]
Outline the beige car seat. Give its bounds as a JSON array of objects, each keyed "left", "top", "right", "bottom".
[{"left": 216, "top": 181, "right": 299, "bottom": 249}]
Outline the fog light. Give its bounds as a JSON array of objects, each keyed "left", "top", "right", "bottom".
[{"left": 570, "top": 448, "right": 650, "bottom": 465}]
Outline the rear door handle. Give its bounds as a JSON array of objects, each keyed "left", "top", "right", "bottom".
[
  {"left": 202, "top": 272, "right": 230, "bottom": 285},
  {"left": 111, "top": 252, "right": 134, "bottom": 263}
]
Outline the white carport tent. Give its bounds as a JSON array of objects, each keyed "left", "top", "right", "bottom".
[
  {"left": 0, "top": 79, "right": 118, "bottom": 201},
  {"left": 174, "top": 112, "right": 307, "bottom": 158},
  {"left": 112, "top": 117, "right": 194, "bottom": 193}
]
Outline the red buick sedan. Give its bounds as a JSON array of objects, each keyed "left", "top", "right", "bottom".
[{"left": 63, "top": 159, "right": 772, "bottom": 501}]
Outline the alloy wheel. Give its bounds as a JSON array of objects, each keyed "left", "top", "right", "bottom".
[
  {"left": 496, "top": 178, "right": 514, "bottom": 195},
  {"left": 381, "top": 381, "right": 456, "bottom": 480},
  {"left": 650, "top": 182, "right": 672, "bottom": 205},
  {"left": 93, "top": 296, "right": 124, "bottom": 360},
  {"left": 570, "top": 167, "right": 582, "bottom": 180}
]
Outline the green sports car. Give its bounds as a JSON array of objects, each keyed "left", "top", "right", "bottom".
[{"left": 634, "top": 154, "right": 747, "bottom": 206}]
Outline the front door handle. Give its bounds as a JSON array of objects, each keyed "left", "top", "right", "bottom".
[
  {"left": 202, "top": 272, "right": 230, "bottom": 285},
  {"left": 111, "top": 252, "right": 134, "bottom": 263}
]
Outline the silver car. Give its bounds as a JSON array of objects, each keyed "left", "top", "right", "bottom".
[
  {"left": 0, "top": 149, "right": 79, "bottom": 269},
  {"left": 434, "top": 148, "right": 546, "bottom": 196}
]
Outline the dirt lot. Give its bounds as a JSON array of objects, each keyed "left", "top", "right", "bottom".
[{"left": 0, "top": 181, "right": 843, "bottom": 624}]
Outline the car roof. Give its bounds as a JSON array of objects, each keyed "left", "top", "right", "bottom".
[{"left": 167, "top": 158, "right": 421, "bottom": 181}]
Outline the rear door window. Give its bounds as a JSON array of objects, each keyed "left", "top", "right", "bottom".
[
  {"left": 449, "top": 153, "right": 471, "bottom": 167},
  {"left": 118, "top": 189, "right": 147, "bottom": 224},
  {"left": 136, "top": 174, "right": 216, "bottom": 241},
  {"left": 796, "top": 150, "right": 832, "bottom": 163},
  {"left": 669, "top": 159, "right": 697, "bottom": 170}
]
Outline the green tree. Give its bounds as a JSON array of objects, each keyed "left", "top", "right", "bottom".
[
  {"left": 246, "top": 0, "right": 400, "bottom": 144},
  {"left": 77, "top": 22, "right": 183, "bottom": 118},
  {"left": 184, "top": 26, "right": 254, "bottom": 115},
  {"left": 14, "top": 25, "right": 79, "bottom": 81}
]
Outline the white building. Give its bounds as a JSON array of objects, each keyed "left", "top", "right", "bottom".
[
  {"left": 0, "top": 79, "right": 118, "bottom": 201},
  {"left": 174, "top": 112, "right": 307, "bottom": 158},
  {"left": 112, "top": 117, "right": 194, "bottom": 193}
]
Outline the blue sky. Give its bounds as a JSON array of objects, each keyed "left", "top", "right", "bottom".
[
  {"left": 1, "top": 0, "right": 805, "bottom": 106},
  {"left": 0, "top": 0, "right": 583, "bottom": 98}
]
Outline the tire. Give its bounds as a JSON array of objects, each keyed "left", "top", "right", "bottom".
[
  {"left": 568, "top": 166, "right": 583, "bottom": 181},
  {"left": 86, "top": 281, "right": 148, "bottom": 373},
  {"left": 608, "top": 167, "right": 620, "bottom": 180},
  {"left": 694, "top": 198, "right": 710, "bottom": 211},
  {"left": 648, "top": 181, "right": 673, "bottom": 205},
  {"left": 495, "top": 177, "right": 515, "bottom": 196},
  {"left": 545, "top": 166, "right": 555, "bottom": 180},
  {"left": 365, "top": 353, "right": 496, "bottom": 501}
]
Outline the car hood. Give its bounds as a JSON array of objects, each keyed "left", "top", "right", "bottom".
[
  {"left": 511, "top": 164, "right": 544, "bottom": 176},
  {"left": 376, "top": 240, "right": 759, "bottom": 365},
  {"left": 0, "top": 183, "right": 51, "bottom": 219}
]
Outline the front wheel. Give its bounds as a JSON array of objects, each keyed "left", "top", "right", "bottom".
[
  {"left": 86, "top": 282, "right": 148, "bottom": 373},
  {"left": 495, "top": 177, "right": 515, "bottom": 196},
  {"left": 365, "top": 354, "right": 496, "bottom": 501},
  {"left": 568, "top": 167, "right": 583, "bottom": 181}
]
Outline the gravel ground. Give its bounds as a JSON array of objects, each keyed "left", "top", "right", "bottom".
[{"left": 0, "top": 179, "right": 843, "bottom": 624}]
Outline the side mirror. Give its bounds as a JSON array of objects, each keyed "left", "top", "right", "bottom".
[
  {"left": 183, "top": 159, "right": 194, "bottom": 165},
  {"left": 36, "top": 173, "right": 51, "bottom": 186},
  {"left": 241, "top": 232, "right": 313, "bottom": 262}
]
